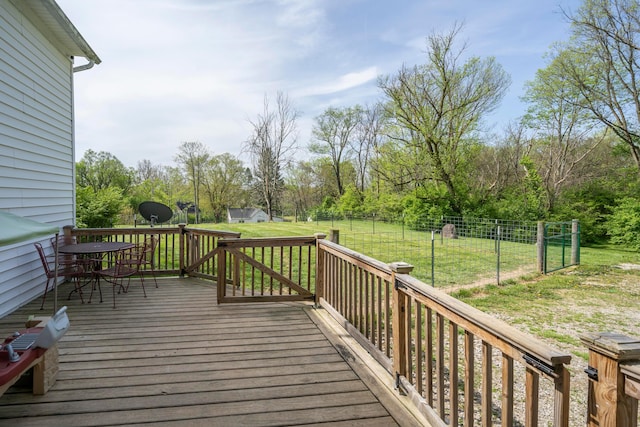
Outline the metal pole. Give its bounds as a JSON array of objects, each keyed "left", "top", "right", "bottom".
[
  {"left": 53, "top": 232, "right": 59, "bottom": 314},
  {"left": 496, "top": 226, "right": 501, "bottom": 285},
  {"left": 561, "top": 223, "right": 566, "bottom": 268},
  {"left": 431, "top": 230, "right": 435, "bottom": 287},
  {"left": 402, "top": 213, "right": 405, "bottom": 240}
]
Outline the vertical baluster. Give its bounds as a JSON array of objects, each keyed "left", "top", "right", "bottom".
[
  {"left": 450, "top": 323, "right": 459, "bottom": 426},
  {"left": 425, "top": 307, "right": 433, "bottom": 406},
  {"left": 384, "top": 279, "right": 391, "bottom": 358},
  {"left": 436, "top": 313, "right": 445, "bottom": 417},
  {"left": 525, "top": 367, "right": 539, "bottom": 427},
  {"left": 464, "top": 331, "right": 475, "bottom": 427},
  {"left": 482, "top": 342, "right": 493, "bottom": 427},
  {"left": 279, "top": 246, "right": 284, "bottom": 295},
  {"left": 415, "top": 301, "right": 423, "bottom": 397},
  {"left": 501, "top": 353, "right": 514, "bottom": 427}
]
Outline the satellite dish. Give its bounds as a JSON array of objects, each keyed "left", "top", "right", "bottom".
[{"left": 138, "top": 201, "right": 173, "bottom": 227}]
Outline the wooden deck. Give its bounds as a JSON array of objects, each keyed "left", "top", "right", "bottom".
[{"left": 0, "top": 277, "right": 429, "bottom": 426}]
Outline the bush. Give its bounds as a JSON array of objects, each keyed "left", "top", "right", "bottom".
[
  {"left": 607, "top": 198, "right": 640, "bottom": 251},
  {"left": 76, "top": 186, "right": 125, "bottom": 228}
]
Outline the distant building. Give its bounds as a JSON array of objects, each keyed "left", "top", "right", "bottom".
[{"left": 227, "top": 208, "right": 283, "bottom": 223}]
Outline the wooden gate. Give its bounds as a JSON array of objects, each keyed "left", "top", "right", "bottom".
[{"left": 216, "top": 236, "right": 319, "bottom": 303}]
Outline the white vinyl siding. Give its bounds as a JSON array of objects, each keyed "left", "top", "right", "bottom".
[{"left": 0, "top": 1, "right": 76, "bottom": 317}]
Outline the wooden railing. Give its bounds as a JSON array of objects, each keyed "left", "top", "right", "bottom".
[
  {"left": 216, "top": 235, "right": 319, "bottom": 303},
  {"left": 63, "top": 225, "right": 240, "bottom": 278},
  {"left": 316, "top": 238, "right": 572, "bottom": 426}
]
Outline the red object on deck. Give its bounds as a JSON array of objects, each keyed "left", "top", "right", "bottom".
[{"left": 0, "top": 328, "right": 45, "bottom": 387}]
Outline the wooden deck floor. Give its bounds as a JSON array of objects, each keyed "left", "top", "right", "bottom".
[{"left": 0, "top": 277, "right": 429, "bottom": 426}]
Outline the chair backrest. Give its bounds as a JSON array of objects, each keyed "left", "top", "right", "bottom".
[
  {"left": 114, "top": 245, "right": 146, "bottom": 276},
  {"left": 143, "top": 236, "right": 158, "bottom": 264},
  {"left": 144, "top": 236, "right": 157, "bottom": 254},
  {"left": 50, "top": 235, "right": 77, "bottom": 250},
  {"left": 34, "top": 242, "right": 52, "bottom": 276}
]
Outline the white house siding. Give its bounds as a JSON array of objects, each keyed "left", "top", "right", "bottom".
[{"left": 0, "top": 1, "right": 76, "bottom": 317}]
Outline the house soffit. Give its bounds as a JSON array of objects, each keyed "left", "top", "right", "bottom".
[{"left": 12, "top": 0, "right": 101, "bottom": 64}]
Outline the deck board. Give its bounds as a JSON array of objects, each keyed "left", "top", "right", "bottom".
[{"left": 0, "top": 277, "right": 428, "bottom": 426}]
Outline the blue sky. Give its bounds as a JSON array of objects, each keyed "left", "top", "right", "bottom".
[{"left": 57, "top": 0, "right": 583, "bottom": 168}]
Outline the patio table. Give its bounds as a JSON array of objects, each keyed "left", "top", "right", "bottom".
[{"left": 58, "top": 242, "right": 135, "bottom": 303}]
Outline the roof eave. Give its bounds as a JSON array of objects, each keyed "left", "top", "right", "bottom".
[{"left": 16, "top": 0, "right": 101, "bottom": 65}]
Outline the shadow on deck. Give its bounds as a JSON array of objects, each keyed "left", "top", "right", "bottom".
[{"left": 0, "top": 277, "right": 429, "bottom": 426}]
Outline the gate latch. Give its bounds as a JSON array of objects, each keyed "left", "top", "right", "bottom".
[{"left": 585, "top": 366, "right": 598, "bottom": 381}]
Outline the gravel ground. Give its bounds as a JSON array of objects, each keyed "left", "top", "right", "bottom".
[{"left": 431, "top": 264, "right": 640, "bottom": 426}]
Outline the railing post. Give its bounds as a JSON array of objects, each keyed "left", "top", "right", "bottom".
[
  {"left": 217, "top": 240, "right": 227, "bottom": 304},
  {"left": 390, "top": 262, "right": 414, "bottom": 392},
  {"left": 581, "top": 332, "right": 640, "bottom": 427},
  {"left": 537, "top": 221, "right": 545, "bottom": 273},
  {"left": 314, "top": 233, "right": 326, "bottom": 306},
  {"left": 62, "top": 225, "right": 74, "bottom": 243}
]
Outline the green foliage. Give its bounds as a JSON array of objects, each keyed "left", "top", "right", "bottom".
[
  {"left": 76, "top": 186, "right": 125, "bottom": 228},
  {"left": 608, "top": 198, "right": 640, "bottom": 251},
  {"left": 76, "top": 149, "right": 134, "bottom": 193},
  {"left": 336, "top": 185, "right": 364, "bottom": 215},
  {"left": 402, "top": 188, "right": 450, "bottom": 229}
]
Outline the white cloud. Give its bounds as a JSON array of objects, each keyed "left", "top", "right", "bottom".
[{"left": 294, "top": 67, "right": 379, "bottom": 98}]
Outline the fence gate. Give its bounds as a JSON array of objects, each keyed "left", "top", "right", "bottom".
[
  {"left": 216, "top": 236, "right": 317, "bottom": 303},
  {"left": 544, "top": 221, "right": 580, "bottom": 273}
]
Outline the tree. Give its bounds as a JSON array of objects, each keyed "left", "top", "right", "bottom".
[
  {"left": 310, "top": 106, "right": 361, "bottom": 196},
  {"left": 175, "top": 141, "right": 210, "bottom": 224},
  {"left": 378, "top": 24, "right": 510, "bottom": 214},
  {"left": 284, "top": 161, "right": 324, "bottom": 220},
  {"left": 559, "top": 0, "right": 640, "bottom": 172},
  {"left": 244, "top": 92, "right": 299, "bottom": 220},
  {"left": 522, "top": 50, "right": 604, "bottom": 210},
  {"left": 201, "top": 153, "right": 249, "bottom": 222},
  {"left": 76, "top": 149, "right": 133, "bottom": 193},
  {"left": 353, "top": 103, "right": 386, "bottom": 193}
]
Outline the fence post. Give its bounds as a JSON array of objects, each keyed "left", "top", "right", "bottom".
[
  {"left": 581, "top": 332, "right": 640, "bottom": 427},
  {"left": 537, "top": 221, "right": 545, "bottom": 274},
  {"left": 390, "top": 262, "right": 414, "bottom": 392},
  {"left": 314, "top": 233, "right": 326, "bottom": 306},
  {"left": 329, "top": 229, "right": 340, "bottom": 244},
  {"left": 572, "top": 219, "right": 580, "bottom": 266}
]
